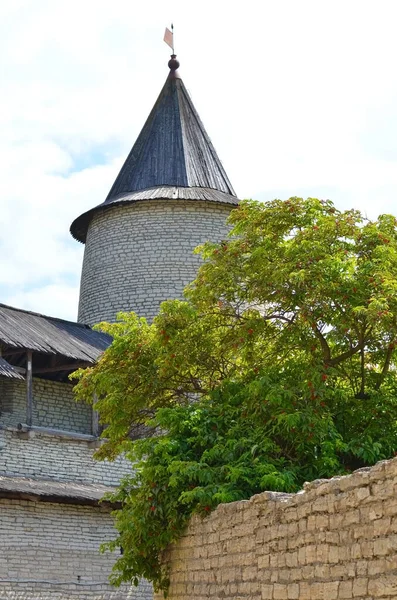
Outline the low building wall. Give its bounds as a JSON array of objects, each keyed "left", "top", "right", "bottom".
[
  {"left": 0, "top": 428, "right": 131, "bottom": 486},
  {"left": 0, "top": 498, "right": 153, "bottom": 600},
  {"left": 157, "top": 457, "right": 397, "bottom": 599},
  {"left": 0, "top": 378, "right": 92, "bottom": 434}
]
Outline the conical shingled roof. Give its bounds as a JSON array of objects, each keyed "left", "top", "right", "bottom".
[{"left": 70, "top": 56, "right": 238, "bottom": 243}]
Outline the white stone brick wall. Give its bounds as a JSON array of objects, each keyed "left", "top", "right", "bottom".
[
  {"left": 0, "top": 378, "right": 91, "bottom": 434},
  {"left": 78, "top": 200, "right": 232, "bottom": 325},
  {"left": 0, "top": 377, "right": 143, "bottom": 600},
  {"left": 0, "top": 499, "right": 153, "bottom": 600},
  {"left": 0, "top": 429, "right": 131, "bottom": 486}
]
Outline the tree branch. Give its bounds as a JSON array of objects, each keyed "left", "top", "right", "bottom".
[
  {"left": 375, "top": 344, "right": 394, "bottom": 390},
  {"left": 359, "top": 346, "right": 365, "bottom": 398},
  {"left": 313, "top": 326, "right": 331, "bottom": 362},
  {"left": 328, "top": 344, "right": 362, "bottom": 366}
]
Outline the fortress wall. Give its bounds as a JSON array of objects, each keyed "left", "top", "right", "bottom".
[
  {"left": 0, "top": 499, "right": 153, "bottom": 600},
  {"left": 78, "top": 200, "right": 232, "bottom": 326},
  {"left": 0, "top": 429, "right": 131, "bottom": 486},
  {"left": 157, "top": 457, "right": 397, "bottom": 600},
  {"left": 0, "top": 378, "right": 91, "bottom": 434}
]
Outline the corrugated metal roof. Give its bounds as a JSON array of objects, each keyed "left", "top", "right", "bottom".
[
  {"left": 0, "top": 304, "right": 111, "bottom": 361},
  {"left": 0, "top": 357, "right": 24, "bottom": 380},
  {"left": 70, "top": 59, "right": 239, "bottom": 243},
  {"left": 0, "top": 475, "right": 116, "bottom": 505}
]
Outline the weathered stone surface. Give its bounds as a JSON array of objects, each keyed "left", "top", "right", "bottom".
[
  {"left": 156, "top": 457, "right": 397, "bottom": 599},
  {"left": 0, "top": 499, "right": 152, "bottom": 599},
  {"left": 78, "top": 200, "right": 232, "bottom": 325}
]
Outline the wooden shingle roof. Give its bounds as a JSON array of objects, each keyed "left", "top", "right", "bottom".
[
  {"left": 0, "top": 475, "right": 117, "bottom": 506},
  {"left": 0, "top": 357, "right": 24, "bottom": 379},
  {"left": 70, "top": 57, "right": 238, "bottom": 243},
  {"left": 0, "top": 303, "right": 111, "bottom": 362}
]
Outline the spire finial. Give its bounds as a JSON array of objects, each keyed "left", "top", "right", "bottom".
[{"left": 168, "top": 54, "right": 180, "bottom": 72}]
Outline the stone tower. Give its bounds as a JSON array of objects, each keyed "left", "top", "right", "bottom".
[{"left": 71, "top": 56, "right": 239, "bottom": 326}]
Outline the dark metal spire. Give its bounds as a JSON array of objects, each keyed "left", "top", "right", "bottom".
[{"left": 70, "top": 56, "right": 237, "bottom": 243}]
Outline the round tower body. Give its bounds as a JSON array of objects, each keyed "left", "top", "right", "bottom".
[{"left": 78, "top": 199, "right": 232, "bottom": 325}]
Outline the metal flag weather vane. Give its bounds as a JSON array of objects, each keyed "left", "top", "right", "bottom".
[{"left": 164, "top": 23, "right": 174, "bottom": 53}]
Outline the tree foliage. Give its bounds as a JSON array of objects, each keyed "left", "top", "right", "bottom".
[{"left": 73, "top": 198, "right": 397, "bottom": 593}]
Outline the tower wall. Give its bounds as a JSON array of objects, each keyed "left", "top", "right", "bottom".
[{"left": 78, "top": 200, "right": 233, "bottom": 326}]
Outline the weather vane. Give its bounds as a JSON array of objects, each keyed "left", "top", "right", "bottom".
[{"left": 164, "top": 23, "right": 175, "bottom": 54}]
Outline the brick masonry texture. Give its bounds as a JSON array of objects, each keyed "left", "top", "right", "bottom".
[
  {"left": 0, "top": 376, "right": 133, "bottom": 485},
  {"left": 156, "top": 456, "right": 397, "bottom": 600},
  {"left": 0, "top": 499, "right": 153, "bottom": 600},
  {"left": 0, "top": 377, "right": 91, "bottom": 433},
  {"left": 0, "top": 374, "right": 146, "bottom": 599},
  {"left": 78, "top": 200, "right": 232, "bottom": 325},
  {"left": 0, "top": 428, "right": 131, "bottom": 486}
]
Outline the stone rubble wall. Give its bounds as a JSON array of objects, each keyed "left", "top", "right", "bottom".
[
  {"left": 157, "top": 457, "right": 397, "bottom": 599},
  {"left": 78, "top": 200, "right": 232, "bottom": 326},
  {"left": 0, "top": 499, "right": 153, "bottom": 600}
]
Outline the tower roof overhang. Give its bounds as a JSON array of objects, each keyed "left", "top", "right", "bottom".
[{"left": 70, "top": 186, "right": 238, "bottom": 243}]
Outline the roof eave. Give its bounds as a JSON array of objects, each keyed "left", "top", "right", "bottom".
[{"left": 70, "top": 187, "right": 239, "bottom": 244}]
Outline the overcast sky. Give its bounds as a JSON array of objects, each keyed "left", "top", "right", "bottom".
[{"left": 2, "top": 0, "right": 397, "bottom": 321}]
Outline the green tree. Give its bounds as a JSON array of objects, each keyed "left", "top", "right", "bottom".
[{"left": 73, "top": 198, "right": 397, "bottom": 593}]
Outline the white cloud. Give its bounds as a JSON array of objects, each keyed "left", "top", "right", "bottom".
[
  {"left": 2, "top": 0, "right": 397, "bottom": 319},
  {"left": 4, "top": 284, "right": 80, "bottom": 322}
]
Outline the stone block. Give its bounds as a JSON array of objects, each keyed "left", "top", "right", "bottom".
[
  {"left": 353, "top": 578, "right": 368, "bottom": 596},
  {"left": 261, "top": 584, "right": 273, "bottom": 599},
  {"left": 343, "top": 509, "right": 360, "bottom": 527},
  {"left": 368, "top": 574, "right": 397, "bottom": 596},
  {"left": 305, "top": 544, "right": 316, "bottom": 563},
  {"left": 273, "top": 583, "right": 288, "bottom": 599},
  {"left": 383, "top": 497, "right": 397, "bottom": 517},
  {"left": 316, "top": 514, "right": 329, "bottom": 530},
  {"left": 316, "top": 544, "right": 329, "bottom": 562},
  {"left": 351, "top": 542, "right": 362, "bottom": 559},
  {"left": 314, "top": 564, "right": 330, "bottom": 579},
  {"left": 371, "top": 480, "right": 394, "bottom": 501},
  {"left": 339, "top": 579, "right": 353, "bottom": 599},
  {"left": 242, "top": 566, "right": 257, "bottom": 581},
  {"left": 285, "top": 551, "right": 298, "bottom": 568},
  {"left": 373, "top": 537, "right": 391, "bottom": 556},
  {"left": 298, "top": 582, "right": 311, "bottom": 600},
  {"left": 287, "top": 583, "right": 299, "bottom": 599},
  {"left": 373, "top": 517, "right": 391, "bottom": 537},
  {"left": 309, "top": 582, "right": 324, "bottom": 599},
  {"left": 323, "top": 581, "right": 339, "bottom": 599}
]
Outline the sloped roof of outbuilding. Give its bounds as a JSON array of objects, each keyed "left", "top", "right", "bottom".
[
  {"left": 70, "top": 56, "right": 238, "bottom": 243},
  {"left": 0, "top": 357, "right": 25, "bottom": 379},
  {"left": 0, "top": 303, "right": 111, "bottom": 362},
  {"left": 0, "top": 475, "right": 118, "bottom": 506}
]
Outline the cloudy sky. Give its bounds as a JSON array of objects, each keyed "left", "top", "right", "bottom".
[{"left": 2, "top": 0, "right": 397, "bottom": 321}]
